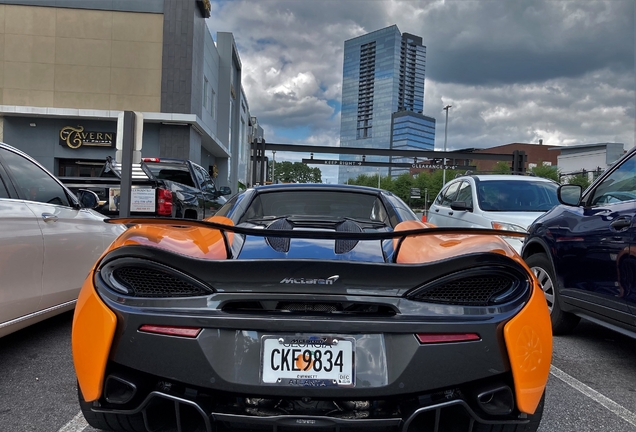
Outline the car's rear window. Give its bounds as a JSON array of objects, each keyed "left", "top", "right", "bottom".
[
  {"left": 241, "top": 190, "right": 387, "bottom": 221},
  {"left": 478, "top": 180, "right": 560, "bottom": 211},
  {"left": 144, "top": 163, "right": 194, "bottom": 187}
]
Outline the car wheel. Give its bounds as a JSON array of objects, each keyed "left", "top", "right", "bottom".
[
  {"left": 78, "top": 387, "right": 145, "bottom": 432},
  {"left": 473, "top": 392, "right": 545, "bottom": 432},
  {"left": 525, "top": 253, "right": 580, "bottom": 335}
]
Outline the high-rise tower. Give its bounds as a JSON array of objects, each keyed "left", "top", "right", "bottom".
[{"left": 338, "top": 25, "right": 435, "bottom": 183}]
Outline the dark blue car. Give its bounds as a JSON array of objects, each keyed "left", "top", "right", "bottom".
[{"left": 522, "top": 145, "right": 636, "bottom": 336}]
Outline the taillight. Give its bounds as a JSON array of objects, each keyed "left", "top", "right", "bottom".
[
  {"left": 139, "top": 325, "right": 201, "bottom": 338},
  {"left": 143, "top": 157, "right": 160, "bottom": 162},
  {"left": 157, "top": 188, "right": 173, "bottom": 216},
  {"left": 415, "top": 333, "right": 481, "bottom": 344}
]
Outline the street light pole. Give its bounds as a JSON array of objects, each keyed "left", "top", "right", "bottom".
[
  {"left": 272, "top": 150, "right": 276, "bottom": 184},
  {"left": 442, "top": 104, "right": 452, "bottom": 186}
]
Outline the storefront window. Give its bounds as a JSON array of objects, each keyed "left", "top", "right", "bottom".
[{"left": 58, "top": 159, "right": 104, "bottom": 177}]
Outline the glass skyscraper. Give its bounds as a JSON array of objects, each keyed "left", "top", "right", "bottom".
[{"left": 338, "top": 25, "right": 436, "bottom": 183}]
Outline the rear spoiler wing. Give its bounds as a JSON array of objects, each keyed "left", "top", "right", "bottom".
[{"left": 106, "top": 217, "right": 527, "bottom": 260}]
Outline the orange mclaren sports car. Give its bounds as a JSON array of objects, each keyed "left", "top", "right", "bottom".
[{"left": 72, "top": 184, "right": 552, "bottom": 432}]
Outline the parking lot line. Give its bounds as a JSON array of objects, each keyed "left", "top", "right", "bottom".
[
  {"left": 550, "top": 365, "right": 636, "bottom": 427},
  {"left": 57, "top": 411, "right": 87, "bottom": 432}
]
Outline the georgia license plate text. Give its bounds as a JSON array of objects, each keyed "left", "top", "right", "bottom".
[{"left": 261, "top": 336, "right": 354, "bottom": 386}]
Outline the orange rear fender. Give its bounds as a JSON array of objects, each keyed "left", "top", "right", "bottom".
[
  {"left": 504, "top": 282, "right": 553, "bottom": 414},
  {"left": 72, "top": 275, "right": 117, "bottom": 402}
]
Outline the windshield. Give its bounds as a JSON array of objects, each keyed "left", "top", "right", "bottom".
[
  {"left": 590, "top": 155, "right": 636, "bottom": 205},
  {"left": 240, "top": 190, "right": 389, "bottom": 223},
  {"left": 477, "top": 180, "right": 560, "bottom": 212}
]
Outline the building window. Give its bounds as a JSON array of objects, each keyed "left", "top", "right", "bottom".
[
  {"left": 203, "top": 77, "right": 209, "bottom": 111},
  {"left": 240, "top": 118, "right": 246, "bottom": 153},
  {"left": 357, "top": 41, "right": 375, "bottom": 140},
  {"left": 229, "top": 99, "right": 234, "bottom": 145},
  {"left": 211, "top": 88, "right": 216, "bottom": 119},
  {"left": 58, "top": 159, "right": 104, "bottom": 177}
]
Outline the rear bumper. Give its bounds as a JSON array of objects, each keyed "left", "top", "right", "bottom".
[
  {"left": 86, "top": 386, "right": 532, "bottom": 432},
  {"left": 82, "top": 289, "right": 540, "bottom": 431}
]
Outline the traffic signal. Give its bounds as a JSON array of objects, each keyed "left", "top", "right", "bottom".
[{"left": 512, "top": 150, "right": 526, "bottom": 174}]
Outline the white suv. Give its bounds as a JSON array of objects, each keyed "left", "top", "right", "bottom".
[{"left": 427, "top": 175, "right": 560, "bottom": 253}]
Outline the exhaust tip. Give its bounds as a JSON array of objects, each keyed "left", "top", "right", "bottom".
[
  {"left": 477, "top": 385, "right": 514, "bottom": 415},
  {"left": 104, "top": 375, "right": 137, "bottom": 405}
]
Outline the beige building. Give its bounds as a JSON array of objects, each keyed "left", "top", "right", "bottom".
[
  {"left": 0, "top": 4, "right": 162, "bottom": 112},
  {"left": 0, "top": 0, "right": 259, "bottom": 191}
]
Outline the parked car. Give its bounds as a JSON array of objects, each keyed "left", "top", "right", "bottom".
[
  {"left": 73, "top": 183, "right": 551, "bottom": 432},
  {"left": 427, "top": 174, "right": 561, "bottom": 253},
  {"left": 60, "top": 157, "right": 231, "bottom": 219},
  {"left": 522, "top": 146, "right": 636, "bottom": 336},
  {"left": 0, "top": 143, "right": 125, "bottom": 338}
]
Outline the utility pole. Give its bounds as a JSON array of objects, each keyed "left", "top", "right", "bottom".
[
  {"left": 272, "top": 150, "right": 276, "bottom": 184},
  {"left": 442, "top": 104, "right": 452, "bottom": 186},
  {"left": 424, "top": 188, "right": 428, "bottom": 219}
]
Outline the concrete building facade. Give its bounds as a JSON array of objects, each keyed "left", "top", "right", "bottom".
[
  {"left": 0, "top": 0, "right": 260, "bottom": 191},
  {"left": 556, "top": 142, "right": 626, "bottom": 182}
]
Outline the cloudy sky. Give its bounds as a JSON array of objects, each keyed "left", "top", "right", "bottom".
[{"left": 208, "top": 1, "right": 635, "bottom": 183}]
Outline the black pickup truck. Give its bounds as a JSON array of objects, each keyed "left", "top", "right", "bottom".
[{"left": 60, "top": 157, "right": 231, "bottom": 219}]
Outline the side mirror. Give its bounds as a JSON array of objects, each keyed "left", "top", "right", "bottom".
[
  {"left": 450, "top": 201, "right": 472, "bottom": 211},
  {"left": 558, "top": 184, "right": 582, "bottom": 206},
  {"left": 76, "top": 189, "right": 100, "bottom": 209},
  {"left": 219, "top": 186, "right": 232, "bottom": 196}
]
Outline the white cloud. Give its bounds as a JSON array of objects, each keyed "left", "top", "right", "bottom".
[
  {"left": 425, "top": 67, "right": 634, "bottom": 150},
  {"left": 208, "top": 0, "right": 635, "bottom": 162}
]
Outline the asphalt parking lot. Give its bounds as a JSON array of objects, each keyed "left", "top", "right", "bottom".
[{"left": 1, "top": 312, "right": 635, "bottom": 432}]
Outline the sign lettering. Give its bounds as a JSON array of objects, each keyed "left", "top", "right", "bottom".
[
  {"left": 59, "top": 126, "right": 115, "bottom": 149},
  {"left": 411, "top": 163, "right": 459, "bottom": 170},
  {"left": 302, "top": 159, "right": 464, "bottom": 170}
]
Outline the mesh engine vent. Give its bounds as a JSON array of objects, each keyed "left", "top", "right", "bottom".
[
  {"left": 335, "top": 220, "right": 362, "bottom": 254},
  {"left": 416, "top": 275, "right": 513, "bottom": 306},
  {"left": 266, "top": 219, "right": 293, "bottom": 253},
  {"left": 113, "top": 267, "right": 210, "bottom": 297}
]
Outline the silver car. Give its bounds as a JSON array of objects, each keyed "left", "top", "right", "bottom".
[
  {"left": 427, "top": 174, "right": 560, "bottom": 253},
  {"left": 0, "top": 143, "right": 125, "bottom": 337}
]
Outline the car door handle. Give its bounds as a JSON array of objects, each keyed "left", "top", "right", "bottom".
[
  {"left": 448, "top": 211, "right": 454, "bottom": 215},
  {"left": 42, "top": 213, "right": 58, "bottom": 222},
  {"left": 434, "top": 209, "right": 439, "bottom": 212},
  {"left": 609, "top": 216, "right": 632, "bottom": 232}
]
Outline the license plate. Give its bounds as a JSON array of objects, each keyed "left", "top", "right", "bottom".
[{"left": 261, "top": 335, "right": 355, "bottom": 387}]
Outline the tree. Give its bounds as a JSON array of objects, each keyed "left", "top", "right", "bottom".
[
  {"left": 411, "top": 169, "right": 452, "bottom": 210},
  {"left": 492, "top": 161, "right": 511, "bottom": 174},
  {"left": 428, "top": 168, "right": 461, "bottom": 196},
  {"left": 392, "top": 173, "right": 414, "bottom": 203},
  {"left": 566, "top": 173, "right": 591, "bottom": 190},
  {"left": 530, "top": 162, "right": 559, "bottom": 182},
  {"left": 348, "top": 173, "right": 376, "bottom": 188},
  {"left": 274, "top": 161, "right": 322, "bottom": 183}
]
